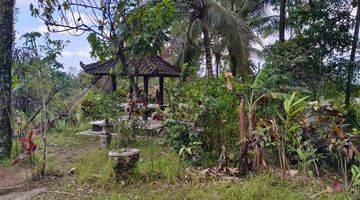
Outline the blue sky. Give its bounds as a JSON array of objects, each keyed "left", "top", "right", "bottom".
[{"left": 15, "top": 0, "right": 94, "bottom": 74}]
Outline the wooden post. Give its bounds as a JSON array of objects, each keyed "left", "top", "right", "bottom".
[
  {"left": 143, "top": 76, "right": 150, "bottom": 120},
  {"left": 129, "top": 82, "right": 133, "bottom": 98},
  {"left": 159, "top": 76, "right": 164, "bottom": 105},
  {"left": 143, "top": 76, "right": 149, "bottom": 103},
  {"left": 111, "top": 75, "right": 117, "bottom": 92}
]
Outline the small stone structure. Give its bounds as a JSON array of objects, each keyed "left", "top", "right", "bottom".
[
  {"left": 108, "top": 149, "right": 140, "bottom": 181},
  {"left": 76, "top": 120, "right": 115, "bottom": 148},
  {"left": 90, "top": 120, "right": 106, "bottom": 132}
]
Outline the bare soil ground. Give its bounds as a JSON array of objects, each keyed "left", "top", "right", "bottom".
[
  {"left": 0, "top": 134, "right": 98, "bottom": 199},
  {"left": 0, "top": 166, "right": 27, "bottom": 188}
]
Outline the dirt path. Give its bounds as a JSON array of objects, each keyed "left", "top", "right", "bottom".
[
  {"left": 0, "top": 188, "right": 47, "bottom": 200},
  {"left": 0, "top": 166, "right": 28, "bottom": 188},
  {"left": 0, "top": 134, "right": 98, "bottom": 199}
]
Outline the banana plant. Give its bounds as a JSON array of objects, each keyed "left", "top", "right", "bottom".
[
  {"left": 235, "top": 63, "right": 288, "bottom": 175},
  {"left": 242, "top": 63, "right": 292, "bottom": 136}
]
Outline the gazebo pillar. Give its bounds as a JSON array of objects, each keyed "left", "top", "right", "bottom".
[
  {"left": 143, "top": 76, "right": 149, "bottom": 103},
  {"left": 111, "top": 75, "right": 117, "bottom": 92},
  {"left": 159, "top": 76, "right": 164, "bottom": 105}
]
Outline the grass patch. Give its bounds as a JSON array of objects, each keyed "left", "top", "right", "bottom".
[
  {"left": 130, "top": 138, "right": 188, "bottom": 184},
  {"left": 66, "top": 137, "right": 189, "bottom": 192},
  {"left": 106, "top": 173, "right": 351, "bottom": 200},
  {"left": 10, "top": 125, "right": 355, "bottom": 200},
  {"left": 74, "top": 149, "right": 117, "bottom": 190}
]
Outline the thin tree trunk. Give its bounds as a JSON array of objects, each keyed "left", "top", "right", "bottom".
[
  {"left": 201, "top": 18, "right": 213, "bottom": 78},
  {"left": 117, "top": 49, "right": 140, "bottom": 97},
  {"left": 25, "top": 87, "right": 62, "bottom": 128},
  {"left": 345, "top": 3, "right": 360, "bottom": 108},
  {"left": 279, "top": 0, "right": 286, "bottom": 43},
  {"left": 0, "top": 0, "right": 15, "bottom": 158},
  {"left": 215, "top": 53, "right": 221, "bottom": 77},
  {"left": 38, "top": 68, "right": 47, "bottom": 177},
  {"left": 228, "top": 2, "right": 237, "bottom": 77}
]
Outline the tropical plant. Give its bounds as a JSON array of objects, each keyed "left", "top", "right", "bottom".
[
  {"left": 222, "top": 0, "right": 277, "bottom": 76},
  {"left": 11, "top": 130, "right": 37, "bottom": 165},
  {"left": 176, "top": 0, "right": 252, "bottom": 77}
]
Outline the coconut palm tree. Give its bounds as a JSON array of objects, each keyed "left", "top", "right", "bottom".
[
  {"left": 217, "top": 0, "right": 277, "bottom": 76},
  {"left": 0, "top": 0, "right": 15, "bottom": 158},
  {"left": 177, "top": 0, "right": 252, "bottom": 78},
  {"left": 279, "top": 0, "right": 286, "bottom": 42}
]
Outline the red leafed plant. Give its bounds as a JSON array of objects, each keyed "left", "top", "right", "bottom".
[
  {"left": 12, "top": 130, "right": 37, "bottom": 165},
  {"left": 332, "top": 179, "right": 342, "bottom": 192}
]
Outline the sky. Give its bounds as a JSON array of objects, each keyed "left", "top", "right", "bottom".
[{"left": 15, "top": 0, "right": 94, "bottom": 74}]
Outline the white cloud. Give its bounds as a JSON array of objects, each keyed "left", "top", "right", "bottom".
[
  {"left": 62, "top": 51, "right": 89, "bottom": 58},
  {"left": 62, "top": 48, "right": 91, "bottom": 58},
  {"left": 35, "top": 25, "right": 48, "bottom": 33}
]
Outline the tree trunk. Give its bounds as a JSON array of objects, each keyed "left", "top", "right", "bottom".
[
  {"left": 0, "top": 0, "right": 15, "bottom": 158},
  {"left": 229, "top": 47, "right": 237, "bottom": 76},
  {"left": 279, "top": 0, "right": 286, "bottom": 43},
  {"left": 201, "top": 18, "right": 213, "bottom": 78},
  {"left": 345, "top": 3, "right": 360, "bottom": 108},
  {"left": 111, "top": 75, "right": 117, "bottom": 92},
  {"left": 215, "top": 52, "right": 221, "bottom": 77},
  {"left": 116, "top": 50, "right": 140, "bottom": 97}
]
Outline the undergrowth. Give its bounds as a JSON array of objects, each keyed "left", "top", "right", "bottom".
[{"left": 6, "top": 122, "right": 358, "bottom": 200}]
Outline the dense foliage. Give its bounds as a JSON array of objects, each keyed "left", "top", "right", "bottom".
[{"left": 2, "top": 0, "right": 360, "bottom": 197}]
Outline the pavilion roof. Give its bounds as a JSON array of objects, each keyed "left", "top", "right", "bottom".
[{"left": 80, "top": 55, "right": 180, "bottom": 77}]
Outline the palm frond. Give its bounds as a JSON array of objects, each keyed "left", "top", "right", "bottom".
[
  {"left": 250, "top": 47, "right": 265, "bottom": 59},
  {"left": 175, "top": 20, "right": 202, "bottom": 66},
  {"left": 248, "top": 0, "right": 273, "bottom": 17},
  {"left": 207, "top": 2, "right": 252, "bottom": 74}
]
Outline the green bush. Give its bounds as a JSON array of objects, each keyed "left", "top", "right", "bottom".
[
  {"left": 81, "top": 90, "right": 126, "bottom": 121},
  {"left": 165, "top": 77, "right": 242, "bottom": 164}
]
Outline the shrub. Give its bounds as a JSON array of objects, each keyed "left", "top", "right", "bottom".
[{"left": 165, "top": 77, "right": 242, "bottom": 164}]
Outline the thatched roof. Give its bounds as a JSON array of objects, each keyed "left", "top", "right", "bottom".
[{"left": 80, "top": 55, "right": 180, "bottom": 77}]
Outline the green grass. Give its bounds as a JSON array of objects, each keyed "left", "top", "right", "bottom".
[
  {"left": 104, "top": 173, "right": 351, "bottom": 200},
  {"left": 67, "top": 137, "right": 188, "bottom": 192},
  {"left": 131, "top": 138, "right": 187, "bottom": 184},
  {"left": 9, "top": 122, "right": 356, "bottom": 200},
  {"left": 52, "top": 136, "right": 354, "bottom": 200}
]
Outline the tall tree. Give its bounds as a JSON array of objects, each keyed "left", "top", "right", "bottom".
[
  {"left": 279, "top": 0, "right": 286, "bottom": 42},
  {"left": 266, "top": 0, "right": 353, "bottom": 98},
  {"left": 178, "top": 0, "right": 252, "bottom": 78},
  {"left": 226, "top": 0, "right": 276, "bottom": 76},
  {"left": 0, "top": 0, "right": 15, "bottom": 158},
  {"left": 32, "top": 0, "right": 175, "bottom": 97},
  {"left": 345, "top": 0, "right": 360, "bottom": 107}
]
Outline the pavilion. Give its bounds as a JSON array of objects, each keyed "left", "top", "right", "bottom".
[{"left": 80, "top": 55, "right": 180, "bottom": 105}]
